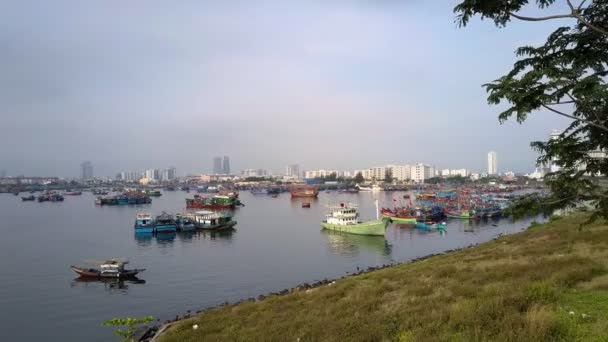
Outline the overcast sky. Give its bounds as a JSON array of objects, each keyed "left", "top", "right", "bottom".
[{"left": 0, "top": 0, "right": 572, "bottom": 177}]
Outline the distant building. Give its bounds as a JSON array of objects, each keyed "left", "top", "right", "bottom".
[
  {"left": 213, "top": 157, "right": 223, "bottom": 174},
  {"left": 304, "top": 169, "right": 338, "bottom": 179},
  {"left": 487, "top": 151, "right": 497, "bottom": 175},
  {"left": 388, "top": 165, "right": 411, "bottom": 181},
  {"left": 441, "top": 168, "right": 471, "bottom": 178},
  {"left": 549, "top": 130, "right": 562, "bottom": 173},
  {"left": 242, "top": 169, "right": 268, "bottom": 177},
  {"left": 213, "top": 156, "right": 230, "bottom": 174},
  {"left": 81, "top": 161, "right": 93, "bottom": 180},
  {"left": 370, "top": 166, "right": 387, "bottom": 180},
  {"left": 222, "top": 156, "right": 230, "bottom": 175},
  {"left": 285, "top": 164, "right": 300, "bottom": 178},
  {"left": 410, "top": 163, "right": 432, "bottom": 183}
]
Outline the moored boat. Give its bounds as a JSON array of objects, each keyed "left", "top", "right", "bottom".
[
  {"left": 21, "top": 195, "right": 36, "bottom": 201},
  {"left": 445, "top": 210, "right": 474, "bottom": 219},
  {"left": 64, "top": 191, "right": 82, "bottom": 196},
  {"left": 185, "top": 194, "right": 242, "bottom": 210},
  {"left": 134, "top": 213, "right": 154, "bottom": 233},
  {"left": 175, "top": 214, "right": 196, "bottom": 232},
  {"left": 381, "top": 208, "right": 417, "bottom": 224},
  {"left": 290, "top": 185, "right": 319, "bottom": 198},
  {"left": 321, "top": 201, "right": 389, "bottom": 236},
  {"left": 154, "top": 212, "right": 177, "bottom": 233},
  {"left": 186, "top": 210, "right": 237, "bottom": 230},
  {"left": 70, "top": 259, "right": 144, "bottom": 279}
]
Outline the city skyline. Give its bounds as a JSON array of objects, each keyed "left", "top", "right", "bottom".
[{"left": 0, "top": 1, "right": 569, "bottom": 178}]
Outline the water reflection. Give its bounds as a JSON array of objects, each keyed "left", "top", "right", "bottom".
[
  {"left": 321, "top": 229, "right": 392, "bottom": 257},
  {"left": 70, "top": 277, "right": 146, "bottom": 293}
]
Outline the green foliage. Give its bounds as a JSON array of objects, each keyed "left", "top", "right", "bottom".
[
  {"left": 102, "top": 316, "right": 154, "bottom": 342},
  {"left": 354, "top": 172, "right": 365, "bottom": 184},
  {"left": 455, "top": 0, "right": 608, "bottom": 223},
  {"left": 425, "top": 176, "right": 442, "bottom": 184}
]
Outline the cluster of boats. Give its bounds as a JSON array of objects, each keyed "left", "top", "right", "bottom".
[
  {"left": 95, "top": 191, "right": 153, "bottom": 206},
  {"left": 134, "top": 211, "right": 237, "bottom": 233},
  {"left": 185, "top": 193, "right": 243, "bottom": 210}
]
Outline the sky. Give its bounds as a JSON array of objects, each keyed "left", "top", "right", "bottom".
[{"left": 0, "top": 0, "right": 574, "bottom": 177}]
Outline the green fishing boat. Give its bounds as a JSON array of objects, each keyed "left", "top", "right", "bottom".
[{"left": 321, "top": 201, "right": 390, "bottom": 236}]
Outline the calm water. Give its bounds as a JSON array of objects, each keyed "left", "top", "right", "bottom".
[{"left": 0, "top": 191, "right": 534, "bottom": 341}]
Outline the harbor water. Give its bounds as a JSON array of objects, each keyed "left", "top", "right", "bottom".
[{"left": 0, "top": 191, "right": 535, "bottom": 341}]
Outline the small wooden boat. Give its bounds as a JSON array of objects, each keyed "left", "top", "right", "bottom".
[
  {"left": 70, "top": 259, "right": 145, "bottom": 279},
  {"left": 302, "top": 202, "right": 311, "bottom": 208}
]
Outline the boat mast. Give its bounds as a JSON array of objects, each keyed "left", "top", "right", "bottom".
[{"left": 375, "top": 199, "right": 379, "bottom": 220}]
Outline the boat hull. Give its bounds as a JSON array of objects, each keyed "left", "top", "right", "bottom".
[
  {"left": 196, "top": 220, "right": 237, "bottom": 231},
  {"left": 70, "top": 266, "right": 145, "bottom": 279},
  {"left": 155, "top": 224, "right": 177, "bottom": 233},
  {"left": 321, "top": 220, "right": 387, "bottom": 236},
  {"left": 381, "top": 213, "right": 417, "bottom": 224},
  {"left": 134, "top": 226, "right": 154, "bottom": 233}
]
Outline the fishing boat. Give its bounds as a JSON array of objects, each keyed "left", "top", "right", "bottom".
[
  {"left": 154, "top": 212, "right": 177, "bottom": 233},
  {"left": 290, "top": 185, "right": 319, "bottom": 198},
  {"left": 64, "top": 191, "right": 82, "bottom": 196},
  {"left": 415, "top": 221, "right": 447, "bottom": 230},
  {"left": 175, "top": 214, "right": 196, "bottom": 232},
  {"left": 445, "top": 209, "right": 475, "bottom": 219},
  {"left": 21, "top": 195, "right": 36, "bottom": 201},
  {"left": 37, "top": 192, "right": 64, "bottom": 202},
  {"left": 186, "top": 194, "right": 242, "bottom": 210},
  {"left": 70, "top": 259, "right": 145, "bottom": 279},
  {"left": 134, "top": 213, "right": 154, "bottom": 233},
  {"left": 321, "top": 201, "right": 389, "bottom": 236},
  {"left": 381, "top": 208, "right": 417, "bottom": 224},
  {"left": 250, "top": 188, "right": 268, "bottom": 195},
  {"left": 187, "top": 210, "right": 237, "bottom": 230},
  {"left": 145, "top": 190, "right": 162, "bottom": 197}
]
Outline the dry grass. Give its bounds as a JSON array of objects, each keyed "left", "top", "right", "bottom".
[{"left": 158, "top": 214, "right": 608, "bottom": 342}]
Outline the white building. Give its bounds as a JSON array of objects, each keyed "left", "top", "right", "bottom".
[
  {"left": 370, "top": 166, "right": 387, "bottom": 180},
  {"left": 242, "top": 169, "right": 269, "bottom": 177},
  {"left": 304, "top": 169, "right": 338, "bottom": 179},
  {"left": 410, "top": 163, "right": 432, "bottom": 183},
  {"left": 488, "top": 151, "right": 498, "bottom": 175},
  {"left": 388, "top": 165, "right": 411, "bottom": 181},
  {"left": 549, "top": 130, "right": 562, "bottom": 173}
]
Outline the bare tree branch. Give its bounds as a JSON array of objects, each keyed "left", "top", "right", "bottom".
[
  {"left": 572, "top": 11, "right": 608, "bottom": 35},
  {"left": 578, "top": 0, "right": 588, "bottom": 10},
  {"left": 542, "top": 104, "right": 608, "bottom": 132},
  {"left": 509, "top": 12, "right": 574, "bottom": 22}
]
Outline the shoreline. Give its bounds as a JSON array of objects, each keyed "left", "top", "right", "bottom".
[{"left": 143, "top": 227, "right": 518, "bottom": 341}]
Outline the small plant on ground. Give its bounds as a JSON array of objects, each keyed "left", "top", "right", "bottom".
[{"left": 102, "top": 316, "right": 154, "bottom": 342}]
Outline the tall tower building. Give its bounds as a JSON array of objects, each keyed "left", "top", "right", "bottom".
[
  {"left": 487, "top": 151, "right": 497, "bottom": 175},
  {"left": 549, "top": 129, "right": 562, "bottom": 172},
  {"left": 81, "top": 161, "right": 93, "bottom": 180},
  {"left": 213, "top": 157, "right": 223, "bottom": 174},
  {"left": 286, "top": 164, "right": 300, "bottom": 178},
  {"left": 222, "top": 156, "right": 230, "bottom": 175}
]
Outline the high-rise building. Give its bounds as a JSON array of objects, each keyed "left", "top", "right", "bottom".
[
  {"left": 213, "top": 157, "right": 223, "bottom": 174},
  {"left": 285, "top": 164, "right": 300, "bottom": 178},
  {"left": 81, "top": 161, "right": 93, "bottom": 180},
  {"left": 410, "top": 163, "right": 432, "bottom": 183},
  {"left": 167, "top": 166, "right": 176, "bottom": 180},
  {"left": 222, "top": 156, "right": 230, "bottom": 175},
  {"left": 487, "top": 151, "right": 497, "bottom": 175},
  {"left": 549, "top": 130, "right": 561, "bottom": 173}
]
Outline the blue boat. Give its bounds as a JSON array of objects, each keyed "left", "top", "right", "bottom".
[
  {"left": 154, "top": 212, "right": 177, "bottom": 233},
  {"left": 134, "top": 213, "right": 154, "bottom": 233},
  {"left": 117, "top": 196, "right": 129, "bottom": 205},
  {"left": 175, "top": 214, "right": 196, "bottom": 232},
  {"left": 415, "top": 221, "right": 447, "bottom": 230}
]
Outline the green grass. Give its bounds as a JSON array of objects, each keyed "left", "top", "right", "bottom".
[{"left": 158, "top": 214, "right": 608, "bottom": 342}]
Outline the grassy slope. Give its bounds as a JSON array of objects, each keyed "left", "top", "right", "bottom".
[{"left": 158, "top": 215, "right": 608, "bottom": 342}]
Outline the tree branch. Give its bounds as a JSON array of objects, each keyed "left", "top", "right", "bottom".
[
  {"left": 509, "top": 12, "right": 574, "bottom": 22},
  {"left": 578, "top": 0, "right": 588, "bottom": 10},
  {"left": 572, "top": 11, "right": 608, "bottom": 35},
  {"left": 542, "top": 104, "right": 608, "bottom": 132}
]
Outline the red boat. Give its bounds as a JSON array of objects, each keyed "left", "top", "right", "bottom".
[
  {"left": 70, "top": 259, "right": 145, "bottom": 279},
  {"left": 290, "top": 185, "right": 319, "bottom": 198}
]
